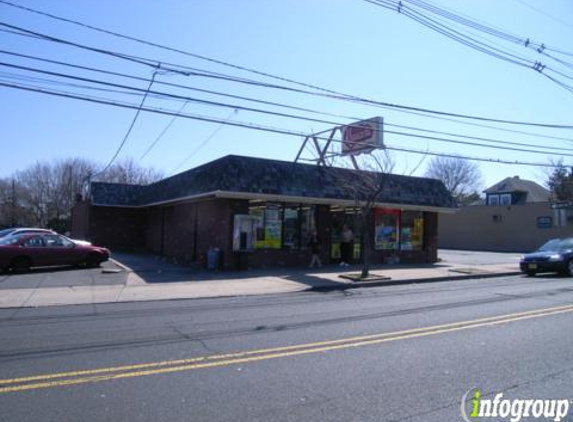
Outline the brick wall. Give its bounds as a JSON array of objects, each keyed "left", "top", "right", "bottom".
[
  {"left": 145, "top": 199, "right": 233, "bottom": 268},
  {"left": 88, "top": 206, "right": 146, "bottom": 250},
  {"left": 79, "top": 200, "right": 440, "bottom": 268},
  {"left": 71, "top": 200, "right": 89, "bottom": 240},
  {"left": 424, "top": 212, "right": 439, "bottom": 263}
]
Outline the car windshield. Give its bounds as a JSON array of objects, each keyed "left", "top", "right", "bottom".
[
  {"left": 0, "top": 228, "right": 17, "bottom": 238},
  {"left": 538, "top": 238, "right": 573, "bottom": 252},
  {"left": 0, "top": 234, "right": 23, "bottom": 245}
]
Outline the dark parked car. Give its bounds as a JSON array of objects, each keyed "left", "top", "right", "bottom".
[
  {"left": 520, "top": 238, "right": 573, "bottom": 276},
  {"left": 0, "top": 233, "right": 110, "bottom": 272}
]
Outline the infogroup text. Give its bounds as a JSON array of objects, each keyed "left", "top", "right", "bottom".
[{"left": 461, "top": 389, "right": 570, "bottom": 422}]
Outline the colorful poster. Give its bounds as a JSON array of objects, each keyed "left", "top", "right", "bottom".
[
  {"left": 374, "top": 209, "right": 400, "bottom": 250},
  {"left": 264, "top": 206, "right": 282, "bottom": 249},
  {"left": 400, "top": 213, "right": 424, "bottom": 251}
]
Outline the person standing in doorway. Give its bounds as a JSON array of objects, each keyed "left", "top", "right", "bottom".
[
  {"left": 340, "top": 224, "right": 353, "bottom": 267},
  {"left": 307, "top": 231, "right": 322, "bottom": 268}
]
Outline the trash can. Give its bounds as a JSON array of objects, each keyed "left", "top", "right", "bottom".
[{"left": 207, "top": 247, "right": 220, "bottom": 270}]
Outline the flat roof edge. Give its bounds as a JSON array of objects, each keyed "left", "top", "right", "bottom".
[{"left": 91, "top": 190, "right": 458, "bottom": 213}]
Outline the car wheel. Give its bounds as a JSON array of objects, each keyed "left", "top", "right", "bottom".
[
  {"left": 11, "top": 256, "right": 31, "bottom": 273},
  {"left": 86, "top": 253, "right": 102, "bottom": 268}
]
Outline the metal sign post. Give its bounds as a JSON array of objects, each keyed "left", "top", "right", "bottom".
[{"left": 294, "top": 117, "right": 384, "bottom": 170}]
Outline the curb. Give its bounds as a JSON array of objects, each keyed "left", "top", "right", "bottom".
[
  {"left": 308, "top": 271, "right": 522, "bottom": 292},
  {"left": 0, "top": 270, "right": 523, "bottom": 309},
  {"left": 109, "top": 258, "right": 134, "bottom": 273}
]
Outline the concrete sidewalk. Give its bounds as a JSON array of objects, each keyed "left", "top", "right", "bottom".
[{"left": 0, "top": 250, "right": 523, "bottom": 309}]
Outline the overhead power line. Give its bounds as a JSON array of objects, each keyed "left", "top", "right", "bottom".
[
  {"left": 1, "top": 4, "right": 573, "bottom": 128},
  {"left": 4, "top": 48, "right": 573, "bottom": 146},
  {"left": 90, "top": 69, "right": 158, "bottom": 180},
  {"left": 1, "top": 80, "right": 569, "bottom": 169},
  {"left": 0, "top": 49, "right": 363, "bottom": 124},
  {"left": 139, "top": 100, "right": 190, "bottom": 162},
  {"left": 509, "top": 0, "right": 573, "bottom": 32},
  {"left": 169, "top": 109, "right": 238, "bottom": 175},
  {"left": 3, "top": 59, "right": 573, "bottom": 158},
  {"left": 362, "top": 0, "right": 573, "bottom": 94}
]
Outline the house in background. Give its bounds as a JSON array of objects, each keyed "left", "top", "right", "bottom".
[
  {"left": 484, "top": 176, "right": 551, "bottom": 206},
  {"left": 439, "top": 176, "right": 573, "bottom": 252},
  {"left": 72, "top": 155, "right": 457, "bottom": 270}
]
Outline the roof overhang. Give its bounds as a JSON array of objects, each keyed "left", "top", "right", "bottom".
[{"left": 92, "top": 190, "right": 459, "bottom": 214}]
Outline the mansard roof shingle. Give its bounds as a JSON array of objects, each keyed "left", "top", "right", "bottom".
[{"left": 91, "top": 155, "right": 457, "bottom": 210}]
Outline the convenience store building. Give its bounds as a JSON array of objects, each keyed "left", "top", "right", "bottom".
[{"left": 71, "top": 155, "right": 457, "bottom": 269}]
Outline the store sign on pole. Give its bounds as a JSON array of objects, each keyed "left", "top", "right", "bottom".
[{"left": 341, "top": 116, "right": 384, "bottom": 156}]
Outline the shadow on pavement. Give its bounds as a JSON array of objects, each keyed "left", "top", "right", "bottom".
[
  {"left": 111, "top": 252, "right": 454, "bottom": 290},
  {"left": 0, "top": 260, "right": 117, "bottom": 276},
  {"left": 113, "top": 251, "right": 349, "bottom": 287}
]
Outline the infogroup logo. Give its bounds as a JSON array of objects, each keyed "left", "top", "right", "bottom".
[{"left": 461, "top": 388, "right": 570, "bottom": 422}]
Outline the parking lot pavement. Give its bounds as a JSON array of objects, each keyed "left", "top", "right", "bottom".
[
  {"left": 0, "top": 260, "right": 127, "bottom": 290},
  {"left": 438, "top": 249, "right": 522, "bottom": 266}
]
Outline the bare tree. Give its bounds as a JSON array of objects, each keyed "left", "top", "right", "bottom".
[
  {"left": 546, "top": 159, "right": 573, "bottom": 203},
  {"left": 424, "top": 156, "right": 483, "bottom": 205},
  {"left": 0, "top": 178, "right": 34, "bottom": 228},
  {"left": 0, "top": 178, "right": 15, "bottom": 227},
  {"left": 95, "top": 157, "right": 164, "bottom": 185},
  {"left": 335, "top": 152, "right": 394, "bottom": 279},
  {"left": 16, "top": 162, "right": 53, "bottom": 227},
  {"left": 4, "top": 157, "right": 162, "bottom": 232},
  {"left": 14, "top": 158, "right": 99, "bottom": 232}
]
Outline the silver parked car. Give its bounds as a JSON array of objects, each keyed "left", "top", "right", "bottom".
[{"left": 0, "top": 228, "right": 91, "bottom": 246}]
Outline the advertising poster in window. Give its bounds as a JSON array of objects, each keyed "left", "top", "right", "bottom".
[
  {"left": 400, "top": 212, "right": 424, "bottom": 251},
  {"left": 400, "top": 226, "right": 413, "bottom": 251},
  {"left": 412, "top": 217, "right": 424, "bottom": 249},
  {"left": 374, "top": 209, "right": 400, "bottom": 250},
  {"left": 232, "top": 215, "right": 261, "bottom": 251},
  {"left": 249, "top": 208, "right": 266, "bottom": 249},
  {"left": 263, "top": 205, "right": 282, "bottom": 249}
]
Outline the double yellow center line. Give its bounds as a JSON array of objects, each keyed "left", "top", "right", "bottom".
[{"left": 2, "top": 304, "right": 573, "bottom": 394}]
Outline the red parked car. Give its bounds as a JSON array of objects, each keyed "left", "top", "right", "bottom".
[{"left": 0, "top": 233, "right": 110, "bottom": 272}]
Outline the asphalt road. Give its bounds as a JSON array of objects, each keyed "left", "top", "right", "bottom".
[{"left": 1, "top": 273, "right": 573, "bottom": 422}]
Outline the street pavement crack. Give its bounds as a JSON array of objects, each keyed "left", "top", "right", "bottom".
[
  {"left": 501, "top": 364, "right": 573, "bottom": 395},
  {"left": 171, "top": 325, "right": 219, "bottom": 354}
]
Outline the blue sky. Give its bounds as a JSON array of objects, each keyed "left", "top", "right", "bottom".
[{"left": 1, "top": 0, "right": 572, "bottom": 191}]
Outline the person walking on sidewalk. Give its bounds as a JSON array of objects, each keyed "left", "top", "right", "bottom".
[
  {"left": 340, "top": 225, "right": 353, "bottom": 267},
  {"left": 308, "top": 232, "right": 322, "bottom": 268}
]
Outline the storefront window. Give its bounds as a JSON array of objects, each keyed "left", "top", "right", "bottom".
[
  {"left": 232, "top": 214, "right": 261, "bottom": 251},
  {"left": 374, "top": 209, "right": 399, "bottom": 250},
  {"left": 249, "top": 203, "right": 282, "bottom": 249},
  {"left": 400, "top": 211, "right": 424, "bottom": 251},
  {"left": 329, "top": 206, "right": 361, "bottom": 260},
  {"left": 300, "top": 206, "right": 316, "bottom": 247},
  {"left": 248, "top": 202, "right": 317, "bottom": 250},
  {"left": 283, "top": 206, "right": 300, "bottom": 249}
]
